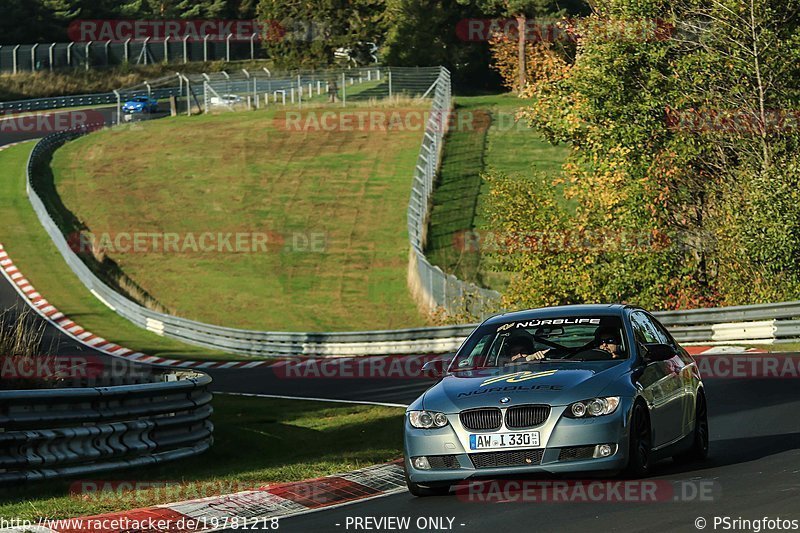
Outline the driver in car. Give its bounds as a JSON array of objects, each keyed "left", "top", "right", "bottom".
[
  {"left": 511, "top": 327, "right": 623, "bottom": 362},
  {"left": 501, "top": 336, "right": 536, "bottom": 365}
]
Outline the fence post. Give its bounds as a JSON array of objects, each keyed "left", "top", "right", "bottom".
[
  {"left": 104, "top": 40, "right": 110, "bottom": 66},
  {"left": 31, "top": 44, "right": 38, "bottom": 71},
  {"left": 124, "top": 38, "right": 130, "bottom": 63},
  {"left": 142, "top": 37, "right": 150, "bottom": 65},
  {"left": 12, "top": 45, "right": 20, "bottom": 74},
  {"left": 113, "top": 90, "right": 121, "bottom": 125},
  {"left": 226, "top": 34, "right": 232, "bottom": 62},
  {"left": 297, "top": 75, "right": 302, "bottom": 107},
  {"left": 342, "top": 72, "right": 346, "bottom": 107},
  {"left": 66, "top": 42, "right": 73, "bottom": 67},
  {"left": 183, "top": 35, "right": 189, "bottom": 63},
  {"left": 85, "top": 41, "right": 91, "bottom": 70},
  {"left": 49, "top": 43, "right": 55, "bottom": 71},
  {"left": 203, "top": 35, "right": 210, "bottom": 62},
  {"left": 388, "top": 68, "right": 393, "bottom": 100},
  {"left": 250, "top": 33, "right": 257, "bottom": 60},
  {"left": 184, "top": 75, "right": 191, "bottom": 116},
  {"left": 163, "top": 37, "right": 170, "bottom": 64}
]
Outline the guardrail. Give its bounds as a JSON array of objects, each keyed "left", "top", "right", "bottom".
[
  {"left": 405, "top": 66, "right": 502, "bottom": 319},
  {"left": 0, "top": 87, "right": 184, "bottom": 114},
  {"left": 0, "top": 372, "right": 213, "bottom": 484}
]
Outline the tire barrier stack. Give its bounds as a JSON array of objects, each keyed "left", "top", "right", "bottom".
[{"left": 0, "top": 372, "right": 213, "bottom": 484}]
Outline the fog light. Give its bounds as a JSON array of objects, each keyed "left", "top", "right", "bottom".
[
  {"left": 594, "top": 444, "right": 614, "bottom": 458},
  {"left": 412, "top": 456, "right": 431, "bottom": 470}
]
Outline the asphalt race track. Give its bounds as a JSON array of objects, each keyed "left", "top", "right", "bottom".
[
  {"left": 2, "top": 127, "right": 799, "bottom": 533},
  {"left": 272, "top": 376, "right": 800, "bottom": 533}
]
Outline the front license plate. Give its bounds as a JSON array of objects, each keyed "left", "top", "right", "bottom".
[{"left": 469, "top": 431, "right": 540, "bottom": 450}]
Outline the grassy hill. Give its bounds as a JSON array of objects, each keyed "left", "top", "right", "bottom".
[{"left": 51, "top": 106, "right": 427, "bottom": 331}]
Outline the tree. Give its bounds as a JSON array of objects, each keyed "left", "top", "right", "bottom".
[
  {"left": 257, "top": 0, "right": 389, "bottom": 68},
  {"left": 487, "top": 0, "right": 800, "bottom": 309},
  {"left": 462, "top": 0, "right": 585, "bottom": 90},
  {"left": 383, "top": 0, "right": 498, "bottom": 88}
]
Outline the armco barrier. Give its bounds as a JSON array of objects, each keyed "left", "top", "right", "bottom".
[
  {"left": 22, "top": 114, "right": 800, "bottom": 358},
  {"left": 0, "top": 372, "right": 213, "bottom": 484}
]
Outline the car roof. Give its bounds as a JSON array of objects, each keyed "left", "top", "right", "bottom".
[{"left": 483, "top": 304, "right": 634, "bottom": 325}]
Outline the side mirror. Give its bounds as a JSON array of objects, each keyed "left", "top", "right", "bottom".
[
  {"left": 421, "top": 359, "right": 448, "bottom": 379},
  {"left": 642, "top": 343, "right": 677, "bottom": 362}
]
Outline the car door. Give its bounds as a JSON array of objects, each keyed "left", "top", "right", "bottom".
[
  {"left": 630, "top": 311, "right": 685, "bottom": 447},
  {"left": 649, "top": 314, "right": 695, "bottom": 438}
]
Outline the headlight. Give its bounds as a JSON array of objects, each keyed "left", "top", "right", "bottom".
[
  {"left": 408, "top": 410, "right": 449, "bottom": 429},
  {"left": 565, "top": 397, "right": 620, "bottom": 418}
]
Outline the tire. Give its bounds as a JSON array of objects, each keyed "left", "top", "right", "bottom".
[
  {"left": 623, "top": 401, "right": 652, "bottom": 478},
  {"left": 674, "top": 392, "right": 709, "bottom": 464},
  {"left": 404, "top": 467, "right": 451, "bottom": 497}
]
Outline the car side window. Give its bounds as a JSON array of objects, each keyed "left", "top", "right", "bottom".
[
  {"left": 648, "top": 315, "right": 677, "bottom": 347},
  {"left": 630, "top": 312, "right": 663, "bottom": 346}
]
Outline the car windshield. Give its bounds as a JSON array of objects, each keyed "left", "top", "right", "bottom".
[{"left": 451, "top": 315, "right": 628, "bottom": 371}]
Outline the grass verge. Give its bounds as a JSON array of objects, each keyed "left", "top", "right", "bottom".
[
  {"left": 0, "top": 142, "right": 241, "bottom": 361},
  {"left": 51, "top": 105, "right": 426, "bottom": 331},
  {"left": 0, "top": 396, "right": 404, "bottom": 521},
  {"left": 425, "top": 93, "right": 570, "bottom": 290}
]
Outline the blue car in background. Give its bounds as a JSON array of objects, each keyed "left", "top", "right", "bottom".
[{"left": 122, "top": 96, "right": 158, "bottom": 114}]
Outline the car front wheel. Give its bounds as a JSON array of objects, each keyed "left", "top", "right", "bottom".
[{"left": 623, "top": 402, "right": 652, "bottom": 478}]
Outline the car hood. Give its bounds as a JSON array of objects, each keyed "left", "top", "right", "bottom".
[{"left": 420, "top": 362, "right": 630, "bottom": 412}]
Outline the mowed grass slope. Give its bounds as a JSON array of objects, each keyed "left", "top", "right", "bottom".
[
  {"left": 52, "top": 107, "right": 426, "bottom": 331},
  {"left": 0, "top": 143, "right": 237, "bottom": 361}
]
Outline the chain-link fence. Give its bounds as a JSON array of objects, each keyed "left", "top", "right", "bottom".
[
  {"left": 0, "top": 39, "right": 263, "bottom": 73},
  {"left": 406, "top": 67, "right": 502, "bottom": 319}
]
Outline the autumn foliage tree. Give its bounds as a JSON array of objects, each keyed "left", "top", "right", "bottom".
[{"left": 484, "top": 0, "right": 800, "bottom": 310}]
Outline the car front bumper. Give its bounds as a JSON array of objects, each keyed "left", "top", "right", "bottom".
[{"left": 404, "top": 401, "right": 633, "bottom": 485}]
